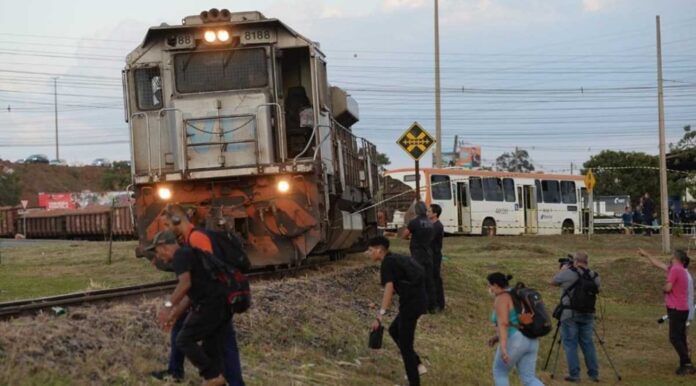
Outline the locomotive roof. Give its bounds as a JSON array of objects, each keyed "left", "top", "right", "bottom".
[{"left": 138, "top": 16, "right": 319, "bottom": 53}]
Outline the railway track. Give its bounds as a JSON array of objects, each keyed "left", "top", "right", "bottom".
[{"left": 0, "top": 258, "right": 345, "bottom": 320}]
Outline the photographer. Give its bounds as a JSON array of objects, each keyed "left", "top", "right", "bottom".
[
  {"left": 550, "top": 252, "right": 600, "bottom": 383},
  {"left": 639, "top": 248, "right": 695, "bottom": 375}
]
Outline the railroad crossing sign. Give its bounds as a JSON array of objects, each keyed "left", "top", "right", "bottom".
[
  {"left": 584, "top": 169, "right": 596, "bottom": 192},
  {"left": 397, "top": 122, "right": 435, "bottom": 161}
]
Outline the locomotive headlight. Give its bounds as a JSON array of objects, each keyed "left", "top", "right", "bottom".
[
  {"left": 217, "top": 30, "right": 230, "bottom": 42},
  {"left": 277, "top": 180, "right": 290, "bottom": 193},
  {"left": 204, "top": 30, "right": 217, "bottom": 43},
  {"left": 157, "top": 186, "right": 173, "bottom": 200}
]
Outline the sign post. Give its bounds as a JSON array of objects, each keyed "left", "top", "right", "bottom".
[
  {"left": 584, "top": 170, "right": 596, "bottom": 240},
  {"left": 397, "top": 122, "right": 436, "bottom": 201},
  {"left": 21, "top": 200, "right": 28, "bottom": 237}
]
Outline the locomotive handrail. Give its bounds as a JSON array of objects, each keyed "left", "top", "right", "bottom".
[
  {"left": 130, "top": 112, "right": 151, "bottom": 177},
  {"left": 256, "top": 103, "right": 283, "bottom": 164}
]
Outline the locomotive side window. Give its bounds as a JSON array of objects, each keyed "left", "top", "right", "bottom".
[
  {"left": 174, "top": 48, "right": 267, "bottom": 93},
  {"left": 134, "top": 67, "right": 163, "bottom": 110}
]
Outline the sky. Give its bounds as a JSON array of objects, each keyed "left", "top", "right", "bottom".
[{"left": 0, "top": 0, "right": 694, "bottom": 171}]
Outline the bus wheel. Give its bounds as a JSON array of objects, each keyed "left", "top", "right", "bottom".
[
  {"left": 562, "top": 220, "right": 574, "bottom": 235},
  {"left": 482, "top": 219, "right": 496, "bottom": 236}
]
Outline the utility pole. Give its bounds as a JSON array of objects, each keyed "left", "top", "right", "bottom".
[
  {"left": 434, "top": 0, "right": 442, "bottom": 168},
  {"left": 53, "top": 77, "right": 59, "bottom": 161},
  {"left": 656, "top": 15, "right": 670, "bottom": 253},
  {"left": 570, "top": 162, "right": 574, "bottom": 175}
]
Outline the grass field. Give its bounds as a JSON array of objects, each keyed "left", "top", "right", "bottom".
[
  {"left": 0, "top": 240, "right": 169, "bottom": 302},
  {"left": 0, "top": 234, "right": 695, "bottom": 385}
]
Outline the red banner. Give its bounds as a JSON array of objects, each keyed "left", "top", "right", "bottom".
[{"left": 38, "top": 193, "right": 76, "bottom": 210}]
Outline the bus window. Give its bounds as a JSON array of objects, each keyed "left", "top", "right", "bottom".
[
  {"left": 431, "top": 175, "right": 452, "bottom": 200},
  {"left": 483, "top": 177, "right": 504, "bottom": 202},
  {"left": 535, "top": 180, "right": 543, "bottom": 203},
  {"left": 503, "top": 178, "right": 515, "bottom": 202},
  {"left": 542, "top": 180, "right": 561, "bottom": 203},
  {"left": 470, "top": 177, "right": 484, "bottom": 201},
  {"left": 404, "top": 174, "right": 417, "bottom": 182},
  {"left": 134, "top": 67, "right": 162, "bottom": 110},
  {"left": 561, "top": 181, "right": 577, "bottom": 204}
]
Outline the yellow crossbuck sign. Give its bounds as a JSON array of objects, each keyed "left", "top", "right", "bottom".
[{"left": 397, "top": 122, "right": 435, "bottom": 160}]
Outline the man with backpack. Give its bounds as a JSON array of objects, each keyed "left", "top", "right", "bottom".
[
  {"left": 367, "top": 236, "right": 428, "bottom": 386},
  {"left": 551, "top": 251, "right": 601, "bottom": 383},
  {"left": 147, "top": 230, "right": 230, "bottom": 386},
  {"left": 150, "top": 204, "right": 246, "bottom": 386}
]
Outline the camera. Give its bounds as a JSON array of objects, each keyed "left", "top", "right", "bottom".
[{"left": 558, "top": 254, "right": 574, "bottom": 269}]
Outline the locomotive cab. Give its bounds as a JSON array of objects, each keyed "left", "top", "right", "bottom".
[{"left": 124, "top": 9, "right": 375, "bottom": 267}]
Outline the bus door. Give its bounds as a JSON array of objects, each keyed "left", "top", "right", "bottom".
[
  {"left": 523, "top": 185, "right": 538, "bottom": 234},
  {"left": 457, "top": 182, "right": 472, "bottom": 233}
]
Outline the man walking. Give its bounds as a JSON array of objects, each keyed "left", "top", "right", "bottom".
[
  {"left": 427, "top": 203, "right": 445, "bottom": 312},
  {"left": 368, "top": 236, "right": 428, "bottom": 386},
  {"left": 148, "top": 231, "right": 229, "bottom": 386},
  {"left": 150, "top": 205, "right": 245, "bottom": 386},
  {"left": 403, "top": 201, "right": 436, "bottom": 312},
  {"left": 640, "top": 248, "right": 696, "bottom": 375},
  {"left": 551, "top": 252, "right": 601, "bottom": 383}
]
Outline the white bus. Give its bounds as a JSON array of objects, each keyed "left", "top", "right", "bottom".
[{"left": 385, "top": 168, "right": 587, "bottom": 235}]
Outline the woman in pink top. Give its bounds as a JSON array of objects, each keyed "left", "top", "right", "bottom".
[{"left": 639, "top": 248, "right": 695, "bottom": 375}]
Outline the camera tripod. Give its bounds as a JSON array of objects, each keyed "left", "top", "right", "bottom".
[{"left": 543, "top": 319, "right": 622, "bottom": 381}]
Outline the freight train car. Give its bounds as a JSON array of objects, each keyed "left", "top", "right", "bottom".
[
  {"left": 14, "top": 206, "right": 135, "bottom": 240},
  {"left": 123, "top": 9, "right": 379, "bottom": 267}
]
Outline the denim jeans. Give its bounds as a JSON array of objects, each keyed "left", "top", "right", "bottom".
[
  {"left": 169, "top": 310, "right": 246, "bottom": 385},
  {"left": 561, "top": 314, "right": 599, "bottom": 380},
  {"left": 492, "top": 331, "right": 544, "bottom": 386}
]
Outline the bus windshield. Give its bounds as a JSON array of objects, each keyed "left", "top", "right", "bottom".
[{"left": 174, "top": 48, "right": 268, "bottom": 93}]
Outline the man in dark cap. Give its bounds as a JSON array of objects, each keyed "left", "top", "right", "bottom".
[{"left": 147, "top": 231, "right": 229, "bottom": 386}]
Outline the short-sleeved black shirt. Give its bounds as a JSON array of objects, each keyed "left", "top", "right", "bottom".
[
  {"left": 407, "top": 215, "right": 434, "bottom": 264},
  {"left": 380, "top": 253, "right": 427, "bottom": 317},
  {"left": 432, "top": 220, "right": 444, "bottom": 259},
  {"left": 172, "top": 246, "right": 225, "bottom": 305}
]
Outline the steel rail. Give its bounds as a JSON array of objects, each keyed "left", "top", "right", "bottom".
[{"left": 0, "top": 258, "right": 342, "bottom": 320}]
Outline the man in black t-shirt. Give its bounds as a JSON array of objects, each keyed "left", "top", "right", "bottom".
[
  {"left": 146, "top": 231, "right": 228, "bottom": 386},
  {"left": 403, "top": 201, "right": 436, "bottom": 312},
  {"left": 428, "top": 203, "right": 446, "bottom": 312},
  {"left": 368, "top": 236, "right": 427, "bottom": 386}
]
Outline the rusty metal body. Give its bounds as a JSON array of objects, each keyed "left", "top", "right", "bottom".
[
  {"left": 14, "top": 206, "right": 135, "bottom": 240},
  {"left": 123, "top": 9, "right": 379, "bottom": 267}
]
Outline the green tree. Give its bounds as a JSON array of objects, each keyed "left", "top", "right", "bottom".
[
  {"left": 0, "top": 170, "right": 21, "bottom": 206},
  {"left": 376, "top": 152, "right": 391, "bottom": 168},
  {"left": 101, "top": 161, "right": 131, "bottom": 191},
  {"left": 582, "top": 150, "right": 686, "bottom": 204},
  {"left": 495, "top": 147, "right": 535, "bottom": 172}
]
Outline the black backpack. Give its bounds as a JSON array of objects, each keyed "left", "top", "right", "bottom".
[
  {"left": 566, "top": 268, "right": 599, "bottom": 314},
  {"left": 194, "top": 228, "right": 251, "bottom": 273},
  {"left": 510, "top": 285, "right": 553, "bottom": 339},
  {"left": 197, "top": 249, "right": 251, "bottom": 314}
]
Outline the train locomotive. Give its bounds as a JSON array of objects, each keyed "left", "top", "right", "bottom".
[{"left": 123, "top": 9, "right": 379, "bottom": 267}]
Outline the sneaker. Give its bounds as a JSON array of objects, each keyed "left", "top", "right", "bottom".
[
  {"left": 418, "top": 364, "right": 428, "bottom": 375},
  {"left": 564, "top": 376, "right": 580, "bottom": 383},
  {"left": 589, "top": 377, "right": 600, "bottom": 383},
  {"left": 150, "top": 369, "right": 183, "bottom": 383}
]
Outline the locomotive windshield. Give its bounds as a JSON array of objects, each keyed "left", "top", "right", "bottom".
[{"left": 174, "top": 48, "right": 268, "bottom": 93}]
